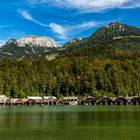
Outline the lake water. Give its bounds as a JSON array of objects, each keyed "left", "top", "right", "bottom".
[{"left": 0, "top": 106, "right": 140, "bottom": 140}]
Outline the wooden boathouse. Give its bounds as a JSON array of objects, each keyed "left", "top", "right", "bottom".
[
  {"left": 43, "top": 96, "right": 57, "bottom": 105},
  {"left": 98, "top": 97, "right": 114, "bottom": 105},
  {"left": 115, "top": 97, "right": 128, "bottom": 105},
  {"left": 63, "top": 97, "right": 79, "bottom": 105},
  {"left": 1, "top": 94, "right": 140, "bottom": 106},
  {"left": 0, "top": 95, "right": 8, "bottom": 106},
  {"left": 131, "top": 97, "right": 140, "bottom": 105},
  {"left": 81, "top": 96, "right": 96, "bottom": 105}
]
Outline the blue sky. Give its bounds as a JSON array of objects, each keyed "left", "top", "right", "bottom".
[{"left": 0, "top": 0, "right": 140, "bottom": 45}]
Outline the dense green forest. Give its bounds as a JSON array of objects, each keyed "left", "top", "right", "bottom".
[{"left": 0, "top": 45, "right": 140, "bottom": 99}]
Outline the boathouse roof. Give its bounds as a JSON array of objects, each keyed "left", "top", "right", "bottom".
[
  {"left": 0, "top": 95, "right": 8, "bottom": 103},
  {"left": 0, "top": 95, "right": 7, "bottom": 98},
  {"left": 27, "top": 96, "right": 42, "bottom": 100},
  {"left": 64, "top": 97, "right": 78, "bottom": 100},
  {"left": 43, "top": 96, "right": 57, "bottom": 100},
  {"left": 82, "top": 96, "right": 96, "bottom": 101}
]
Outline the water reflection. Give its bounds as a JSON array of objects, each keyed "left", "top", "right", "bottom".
[{"left": 0, "top": 106, "right": 140, "bottom": 140}]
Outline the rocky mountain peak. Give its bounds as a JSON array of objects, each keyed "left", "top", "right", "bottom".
[
  {"left": 90, "top": 22, "right": 140, "bottom": 44},
  {"left": 106, "top": 22, "right": 125, "bottom": 31},
  {"left": 5, "top": 36, "right": 61, "bottom": 48},
  {"left": 0, "top": 36, "right": 61, "bottom": 59},
  {"left": 107, "top": 21, "right": 122, "bottom": 26}
]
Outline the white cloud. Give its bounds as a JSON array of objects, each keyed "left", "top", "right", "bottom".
[
  {"left": 70, "top": 21, "right": 98, "bottom": 29},
  {"left": 122, "top": 1, "right": 140, "bottom": 9},
  {"left": 18, "top": 9, "right": 102, "bottom": 39},
  {"left": 49, "top": 21, "right": 101, "bottom": 39},
  {"left": 49, "top": 23, "right": 67, "bottom": 39},
  {"left": 18, "top": 9, "right": 48, "bottom": 27},
  {"left": 18, "top": 9, "right": 66, "bottom": 39},
  {"left": 18, "top": 9, "right": 33, "bottom": 20},
  {"left": 28, "top": 0, "right": 140, "bottom": 13}
]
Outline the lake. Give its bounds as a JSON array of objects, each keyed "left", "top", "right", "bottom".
[{"left": 0, "top": 106, "right": 140, "bottom": 140}]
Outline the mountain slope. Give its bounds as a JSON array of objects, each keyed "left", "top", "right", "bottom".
[
  {"left": 5, "top": 36, "right": 60, "bottom": 48},
  {"left": 0, "top": 36, "right": 60, "bottom": 59},
  {"left": 90, "top": 22, "right": 140, "bottom": 45},
  {"left": 64, "top": 22, "right": 140, "bottom": 48},
  {"left": 1, "top": 22, "right": 140, "bottom": 60}
]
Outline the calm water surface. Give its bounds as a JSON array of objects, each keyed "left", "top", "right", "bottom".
[{"left": 0, "top": 106, "right": 140, "bottom": 140}]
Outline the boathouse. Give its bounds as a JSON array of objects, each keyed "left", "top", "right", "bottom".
[
  {"left": 131, "top": 97, "right": 140, "bottom": 105},
  {"left": 47, "top": 97, "right": 57, "bottom": 105},
  {"left": 57, "top": 100, "right": 64, "bottom": 105},
  {"left": 126, "top": 97, "right": 133, "bottom": 105},
  {"left": 81, "top": 96, "right": 96, "bottom": 105},
  {"left": 26, "top": 96, "right": 43, "bottom": 105},
  {"left": 98, "top": 97, "right": 113, "bottom": 105},
  {"left": 11, "top": 99, "right": 19, "bottom": 105},
  {"left": 115, "top": 97, "right": 128, "bottom": 105},
  {"left": 25, "top": 99, "right": 36, "bottom": 105},
  {"left": 43, "top": 96, "right": 57, "bottom": 105},
  {"left": 63, "top": 97, "right": 78, "bottom": 105},
  {"left": 5, "top": 99, "right": 20, "bottom": 106},
  {"left": 14, "top": 99, "right": 25, "bottom": 106},
  {"left": 0, "top": 95, "right": 8, "bottom": 106},
  {"left": 5, "top": 99, "right": 13, "bottom": 106},
  {"left": 34, "top": 99, "right": 46, "bottom": 105}
]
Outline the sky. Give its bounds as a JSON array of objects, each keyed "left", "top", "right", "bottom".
[{"left": 0, "top": 0, "right": 140, "bottom": 45}]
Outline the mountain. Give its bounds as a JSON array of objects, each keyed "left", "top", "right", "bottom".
[
  {"left": 64, "top": 22, "right": 140, "bottom": 49},
  {"left": 1, "top": 22, "right": 140, "bottom": 60},
  {"left": 5, "top": 36, "right": 60, "bottom": 48},
  {"left": 90, "top": 22, "right": 140, "bottom": 45},
  {"left": 63, "top": 37, "right": 88, "bottom": 48},
  {"left": 0, "top": 36, "right": 61, "bottom": 59}
]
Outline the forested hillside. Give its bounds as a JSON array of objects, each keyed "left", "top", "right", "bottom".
[
  {"left": 0, "top": 22, "right": 140, "bottom": 99},
  {"left": 0, "top": 49, "right": 140, "bottom": 99}
]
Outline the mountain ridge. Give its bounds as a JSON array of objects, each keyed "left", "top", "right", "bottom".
[
  {"left": 1, "top": 22, "right": 140, "bottom": 60},
  {"left": 64, "top": 22, "right": 140, "bottom": 49},
  {"left": 90, "top": 22, "right": 140, "bottom": 45},
  {"left": 5, "top": 36, "right": 61, "bottom": 48},
  {"left": 0, "top": 36, "right": 61, "bottom": 59}
]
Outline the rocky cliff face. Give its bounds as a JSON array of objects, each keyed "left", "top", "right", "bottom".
[
  {"left": 0, "top": 36, "right": 61, "bottom": 59},
  {"left": 5, "top": 36, "right": 61, "bottom": 48}
]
